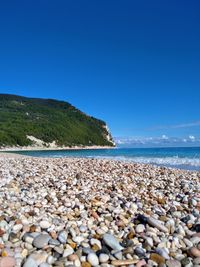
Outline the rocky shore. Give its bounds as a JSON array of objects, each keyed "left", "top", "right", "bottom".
[{"left": 0, "top": 154, "right": 199, "bottom": 267}]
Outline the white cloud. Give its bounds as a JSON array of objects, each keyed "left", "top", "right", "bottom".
[
  {"left": 189, "top": 135, "right": 195, "bottom": 141},
  {"left": 114, "top": 135, "right": 200, "bottom": 147}
]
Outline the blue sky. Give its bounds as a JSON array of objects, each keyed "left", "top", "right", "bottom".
[{"left": 0, "top": 0, "right": 200, "bottom": 147}]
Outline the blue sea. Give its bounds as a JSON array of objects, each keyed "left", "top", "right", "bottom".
[{"left": 12, "top": 147, "right": 200, "bottom": 171}]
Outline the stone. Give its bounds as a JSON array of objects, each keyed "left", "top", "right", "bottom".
[
  {"left": 63, "top": 247, "right": 74, "bottom": 257},
  {"left": 155, "top": 248, "right": 170, "bottom": 260},
  {"left": 103, "top": 234, "right": 124, "bottom": 251},
  {"left": 135, "top": 224, "right": 145, "bottom": 233},
  {"left": 166, "top": 260, "right": 181, "bottom": 267},
  {"left": 58, "top": 230, "right": 68, "bottom": 244},
  {"left": 33, "top": 234, "right": 51, "bottom": 249},
  {"left": 189, "top": 247, "right": 200, "bottom": 257},
  {"left": 150, "top": 253, "right": 165, "bottom": 264},
  {"left": 87, "top": 253, "right": 99, "bottom": 266},
  {"left": 0, "top": 257, "right": 16, "bottom": 267},
  {"left": 111, "top": 259, "right": 138, "bottom": 265},
  {"left": 99, "top": 253, "right": 109, "bottom": 263},
  {"left": 81, "top": 262, "right": 91, "bottom": 267},
  {"left": 39, "top": 220, "right": 51, "bottom": 229},
  {"left": 28, "top": 251, "right": 48, "bottom": 265},
  {"left": 12, "top": 224, "right": 23, "bottom": 233},
  {"left": 147, "top": 217, "right": 168, "bottom": 233},
  {"left": 23, "top": 258, "right": 38, "bottom": 267}
]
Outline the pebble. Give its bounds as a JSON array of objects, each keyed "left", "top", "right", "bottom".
[
  {"left": 87, "top": 253, "right": 99, "bottom": 266},
  {"left": 136, "top": 224, "right": 145, "bottom": 233},
  {"left": 0, "top": 257, "right": 16, "bottom": 267},
  {"left": 23, "top": 257, "right": 38, "bottom": 267},
  {"left": 33, "top": 234, "right": 51, "bottom": 249},
  {"left": 39, "top": 221, "right": 51, "bottom": 229},
  {"left": 147, "top": 217, "right": 168, "bottom": 233},
  {"left": 58, "top": 230, "right": 68, "bottom": 244},
  {"left": 189, "top": 247, "right": 200, "bottom": 257},
  {"left": 166, "top": 260, "right": 181, "bottom": 267},
  {"left": 99, "top": 253, "right": 109, "bottom": 263},
  {"left": 111, "top": 259, "right": 138, "bottom": 265},
  {"left": 103, "top": 234, "right": 124, "bottom": 251}
]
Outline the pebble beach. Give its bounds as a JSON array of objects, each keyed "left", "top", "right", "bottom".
[{"left": 0, "top": 153, "right": 200, "bottom": 267}]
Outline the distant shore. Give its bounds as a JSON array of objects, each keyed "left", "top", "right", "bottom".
[{"left": 0, "top": 145, "right": 115, "bottom": 152}]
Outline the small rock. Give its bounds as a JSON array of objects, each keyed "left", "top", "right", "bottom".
[
  {"left": 166, "top": 259, "right": 181, "bottom": 267},
  {"left": 33, "top": 234, "right": 51, "bottom": 249},
  {"left": 150, "top": 253, "right": 165, "bottom": 264},
  {"left": 103, "top": 234, "right": 124, "bottom": 251},
  {"left": 39, "top": 221, "right": 51, "bottom": 229},
  {"left": 189, "top": 247, "right": 200, "bottom": 258},
  {"left": 99, "top": 253, "right": 109, "bottom": 263},
  {"left": 58, "top": 230, "right": 68, "bottom": 244},
  {"left": 147, "top": 217, "right": 168, "bottom": 233},
  {"left": 135, "top": 224, "right": 145, "bottom": 233},
  {"left": 0, "top": 257, "right": 16, "bottom": 267},
  {"left": 23, "top": 258, "right": 38, "bottom": 267},
  {"left": 87, "top": 253, "right": 99, "bottom": 266}
]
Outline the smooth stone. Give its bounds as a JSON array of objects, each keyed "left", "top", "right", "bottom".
[
  {"left": 189, "top": 247, "right": 200, "bottom": 257},
  {"left": 58, "top": 230, "right": 68, "bottom": 244},
  {"left": 33, "top": 234, "right": 51, "bottom": 249},
  {"left": 87, "top": 253, "right": 99, "bottom": 266},
  {"left": 147, "top": 217, "right": 168, "bottom": 233},
  {"left": 145, "top": 237, "right": 153, "bottom": 247},
  {"left": 12, "top": 224, "right": 23, "bottom": 233},
  {"left": 90, "top": 238, "right": 102, "bottom": 249},
  {"left": 0, "top": 257, "right": 16, "bottom": 267},
  {"left": 103, "top": 234, "right": 124, "bottom": 251},
  {"left": 39, "top": 221, "right": 51, "bottom": 229},
  {"left": 134, "top": 247, "right": 146, "bottom": 258},
  {"left": 166, "top": 260, "right": 181, "bottom": 267},
  {"left": 99, "top": 254, "right": 109, "bottom": 263},
  {"left": 63, "top": 248, "right": 74, "bottom": 257},
  {"left": 80, "top": 226, "right": 87, "bottom": 233},
  {"left": 47, "top": 255, "right": 56, "bottom": 265},
  {"left": 111, "top": 259, "right": 138, "bottom": 265},
  {"left": 29, "top": 251, "right": 48, "bottom": 265},
  {"left": 136, "top": 224, "right": 145, "bottom": 233},
  {"left": 155, "top": 248, "right": 170, "bottom": 260},
  {"left": 23, "top": 258, "right": 38, "bottom": 267},
  {"left": 150, "top": 253, "right": 165, "bottom": 264}
]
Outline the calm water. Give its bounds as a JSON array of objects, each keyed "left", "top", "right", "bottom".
[{"left": 11, "top": 147, "right": 200, "bottom": 171}]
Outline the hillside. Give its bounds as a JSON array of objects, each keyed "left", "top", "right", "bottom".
[{"left": 0, "top": 94, "right": 115, "bottom": 148}]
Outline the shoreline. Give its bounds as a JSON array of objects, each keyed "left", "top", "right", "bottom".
[{"left": 0, "top": 145, "right": 115, "bottom": 152}]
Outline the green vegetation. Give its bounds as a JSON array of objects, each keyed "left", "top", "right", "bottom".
[{"left": 0, "top": 94, "right": 115, "bottom": 147}]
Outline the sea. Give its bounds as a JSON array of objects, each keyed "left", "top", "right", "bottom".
[{"left": 12, "top": 147, "right": 200, "bottom": 171}]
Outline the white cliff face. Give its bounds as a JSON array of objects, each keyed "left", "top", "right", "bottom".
[{"left": 103, "top": 125, "right": 115, "bottom": 146}]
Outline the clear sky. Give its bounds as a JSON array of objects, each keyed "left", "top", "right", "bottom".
[{"left": 0, "top": 0, "right": 200, "bottom": 146}]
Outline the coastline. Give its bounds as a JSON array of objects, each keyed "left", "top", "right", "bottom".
[
  {"left": 0, "top": 145, "right": 115, "bottom": 152},
  {"left": 0, "top": 153, "right": 199, "bottom": 266}
]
